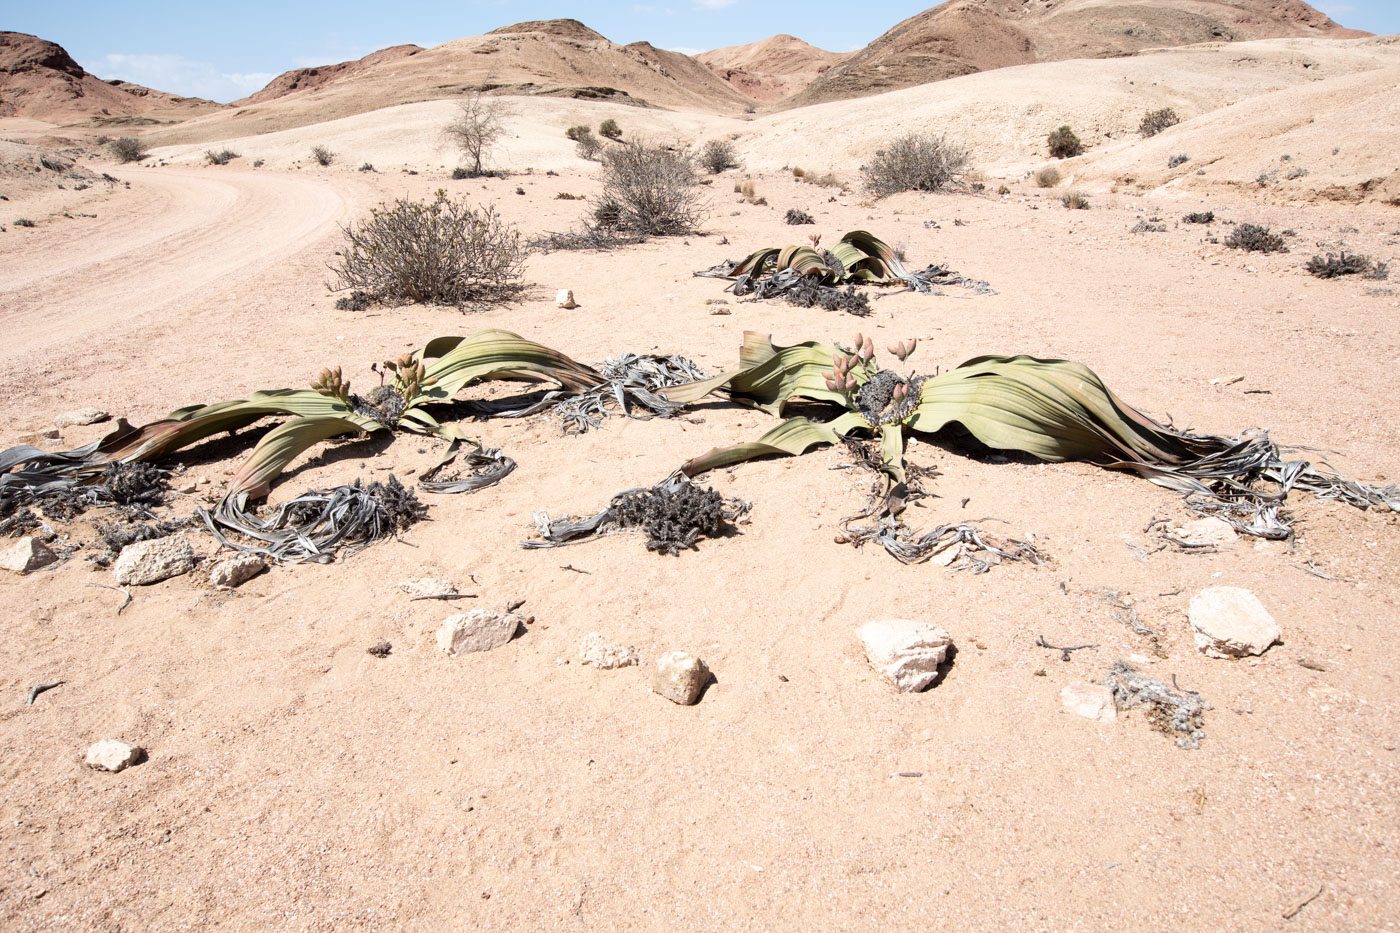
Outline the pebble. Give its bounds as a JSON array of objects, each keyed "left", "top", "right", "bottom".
[
  {"left": 1170, "top": 516, "right": 1237, "bottom": 546},
  {"left": 1060, "top": 682, "right": 1117, "bottom": 722},
  {"left": 399, "top": 578, "right": 459, "bottom": 599},
  {"left": 436, "top": 609, "right": 521, "bottom": 656},
  {"left": 111, "top": 536, "right": 196, "bottom": 586},
  {"left": 1189, "top": 586, "right": 1281, "bottom": 658},
  {"left": 85, "top": 740, "right": 143, "bottom": 772},
  {"left": 0, "top": 537, "right": 58, "bottom": 575},
  {"left": 208, "top": 554, "right": 266, "bottom": 588},
  {"left": 858, "top": 619, "right": 953, "bottom": 693},
  {"left": 54, "top": 407, "right": 109, "bottom": 428},
  {"left": 579, "top": 633, "right": 639, "bottom": 669},
  {"left": 40, "top": 428, "right": 61, "bottom": 440},
  {"left": 652, "top": 651, "right": 709, "bottom": 705}
]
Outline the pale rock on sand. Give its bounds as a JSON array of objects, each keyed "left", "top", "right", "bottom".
[
  {"left": 579, "top": 633, "right": 639, "bottom": 669},
  {"left": 208, "top": 554, "right": 267, "bottom": 588},
  {"left": 1060, "top": 682, "right": 1117, "bottom": 722},
  {"left": 1189, "top": 587, "right": 1281, "bottom": 658},
  {"left": 436, "top": 610, "right": 521, "bottom": 656},
  {"left": 1170, "top": 517, "right": 1238, "bottom": 546},
  {"left": 858, "top": 619, "right": 953, "bottom": 693},
  {"left": 0, "top": 537, "right": 58, "bottom": 575},
  {"left": 400, "top": 578, "right": 459, "bottom": 599},
  {"left": 85, "top": 740, "right": 143, "bottom": 772},
  {"left": 54, "top": 407, "right": 109, "bottom": 428},
  {"left": 111, "top": 536, "right": 196, "bottom": 586},
  {"left": 653, "top": 651, "right": 709, "bottom": 705}
]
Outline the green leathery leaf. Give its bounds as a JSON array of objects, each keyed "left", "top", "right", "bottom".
[
  {"left": 680, "top": 410, "right": 869, "bottom": 477},
  {"left": 225, "top": 416, "right": 379, "bottom": 501},
  {"left": 879, "top": 421, "right": 906, "bottom": 484},
  {"left": 412, "top": 329, "right": 602, "bottom": 402}
]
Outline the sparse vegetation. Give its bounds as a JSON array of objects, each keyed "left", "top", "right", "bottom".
[
  {"left": 310, "top": 145, "right": 335, "bottom": 167},
  {"left": 1168, "top": 153, "right": 1190, "bottom": 168},
  {"left": 699, "top": 139, "right": 740, "bottom": 174},
  {"left": 358, "top": 162, "right": 376, "bottom": 173},
  {"left": 1035, "top": 166, "right": 1061, "bottom": 188},
  {"left": 1061, "top": 191, "right": 1090, "bottom": 210},
  {"left": 204, "top": 148, "right": 239, "bottom": 165},
  {"left": 451, "top": 167, "right": 470, "bottom": 180},
  {"left": 1305, "top": 252, "right": 1388, "bottom": 280},
  {"left": 252, "top": 159, "right": 265, "bottom": 168},
  {"left": 1183, "top": 211, "right": 1215, "bottom": 224},
  {"left": 860, "top": 132, "right": 972, "bottom": 197},
  {"left": 442, "top": 92, "right": 511, "bottom": 177},
  {"left": 573, "top": 127, "right": 602, "bottom": 161},
  {"left": 1131, "top": 219, "right": 1166, "bottom": 233},
  {"left": 329, "top": 190, "right": 527, "bottom": 308},
  {"left": 997, "top": 184, "right": 1011, "bottom": 195},
  {"left": 784, "top": 208, "right": 814, "bottom": 225},
  {"left": 1138, "top": 108, "right": 1181, "bottom": 138},
  {"left": 599, "top": 118, "right": 622, "bottom": 140},
  {"left": 334, "top": 290, "right": 372, "bottom": 311},
  {"left": 1224, "top": 223, "right": 1287, "bottom": 254},
  {"left": 1047, "top": 125, "right": 1083, "bottom": 159},
  {"left": 14, "top": 218, "right": 35, "bottom": 227},
  {"left": 595, "top": 141, "right": 704, "bottom": 236},
  {"left": 109, "top": 137, "right": 148, "bottom": 163}
]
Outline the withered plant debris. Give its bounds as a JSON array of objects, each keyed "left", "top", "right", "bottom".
[
  {"left": 92, "top": 518, "right": 186, "bottom": 566},
  {"left": 526, "top": 474, "right": 749, "bottom": 555},
  {"left": 418, "top": 440, "right": 516, "bottom": 493},
  {"left": 1105, "top": 662, "right": 1208, "bottom": 749},
  {"left": 200, "top": 476, "right": 427, "bottom": 563}
]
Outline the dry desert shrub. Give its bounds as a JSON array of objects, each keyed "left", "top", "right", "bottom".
[
  {"left": 1168, "top": 153, "right": 1190, "bottom": 168},
  {"left": 109, "top": 137, "right": 148, "bottom": 163},
  {"left": 860, "top": 133, "right": 971, "bottom": 197},
  {"left": 1305, "top": 252, "right": 1388, "bottom": 279},
  {"left": 328, "top": 190, "right": 526, "bottom": 308},
  {"left": 699, "top": 139, "right": 740, "bottom": 174},
  {"left": 204, "top": 148, "right": 239, "bottom": 165},
  {"left": 1035, "top": 165, "right": 1061, "bottom": 188},
  {"left": 784, "top": 208, "right": 815, "bottom": 225},
  {"left": 1047, "top": 125, "right": 1083, "bottom": 159},
  {"left": 1061, "top": 190, "right": 1090, "bottom": 210},
  {"left": 1224, "top": 223, "right": 1286, "bottom": 254},
  {"left": 567, "top": 125, "right": 602, "bottom": 161},
  {"left": 594, "top": 141, "right": 704, "bottom": 235},
  {"left": 310, "top": 145, "right": 335, "bottom": 167},
  {"left": 598, "top": 118, "right": 622, "bottom": 140},
  {"left": 1139, "top": 108, "right": 1181, "bottom": 138},
  {"left": 1183, "top": 211, "right": 1214, "bottom": 224}
]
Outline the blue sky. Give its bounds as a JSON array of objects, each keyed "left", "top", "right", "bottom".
[{"left": 7, "top": 1, "right": 1397, "bottom": 103}]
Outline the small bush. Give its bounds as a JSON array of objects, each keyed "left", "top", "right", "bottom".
[
  {"left": 1182, "top": 211, "right": 1215, "bottom": 224},
  {"left": 335, "top": 290, "right": 372, "bottom": 311},
  {"left": 1047, "top": 125, "right": 1083, "bottom": 159},
  {"left": 514, "top": 187, "right": 525, "bottom": 195},
  {"left": 571, "top": 127, "right": 602, "bottom": 161},
  {"left": 802, "top": 171, "right": 840, "bottom": 188},
  {"left": 1131, "top": 219, "right": 1166, "bottom": 233},
  {"left": 1305, "top": 252, "right": 1388, "bottom": 280},
  {"left": 594, "top": 141, "right": 704, "bottom": 236},
  {"left": 1061, "top": 190, "right": 1090, "bottom": 210},
  {"left": 109, "top": 137, "right": 148, "bottom": 163},
  {"left": 1224, "top": 223, "right": 1286, "bottom": 253},
  {"left": 329, "top": 190, "right": 527, "bottom": 308},
  {"left": 311, "top": 145, "right": 335, "bottom": 166},
  {"left": 252, "top": 159, "right": 265, "bottom": 168},
  {"left": 997, "top": 184, "right": 1011, "bottom": 195},
  {"left": 1285, "top": 167, "right": 1310, "bottom": 180},
  {"left": 784, "top": 208, "right": 814, "bottom": 225},
  {"left": 451, "top": 167, "right": 470, "bottom": 180},
  {"left": 1138, "top": 108, "right": 1180, "bottom": 138},
  {"left": 564, "top": 125, "right": 589, "bottom": 141},
  {"left": 598, "top": 118, "right": 622, "bottom": 140},
  {"left": 1035, "top": 165, "right": 1061, "bottom": 188},
  {"left": 1168, "top": 153, "right": 1190, "bottom": 168},
  {"left": 204, "top": 148, "right": 239, "bottom": 165},
  {"left": 699, "top": 139, "right": 740, "bottom": 174},
  {"left": 358, "top": 162, "right": 376, "bottom": 173},
  {"left": 555, "top": 192, "right": 583, "bottom": 200},
  {"left": 860, "top": 132, "right": 972, "bottom": 197},
  {"left": 14, "top": 218, "right": 35, "bottom": 227}
]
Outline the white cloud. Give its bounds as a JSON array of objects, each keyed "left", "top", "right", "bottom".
[
  {"left": 694, "top": 0, "right": 739, "bottom": 9},
  {"left": 93, "top": 53, "right": 275, "bottom": 103},
  {"left": 669, "top": 46, "right": 705, "bottom": 56}
]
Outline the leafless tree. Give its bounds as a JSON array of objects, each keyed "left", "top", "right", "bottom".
[{"left": 443, "top": 92, "right": 512, "bottom": 177}]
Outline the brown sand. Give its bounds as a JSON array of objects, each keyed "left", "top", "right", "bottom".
[{"left": 1, "top": 40, "right": 1399, "bottom": 931}]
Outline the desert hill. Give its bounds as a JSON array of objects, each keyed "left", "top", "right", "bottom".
[
  {"left": 787, "top": 0, "right": 1369, "bottom": 107},
  {"left": 696, "top": 34, "right": 849, "bottom": 103},
  {"left": 0, "top": 31, "right": 222, "bottom": 124},
  {"left": 162, "top": 19, "right": 752, "bottom": 145}
]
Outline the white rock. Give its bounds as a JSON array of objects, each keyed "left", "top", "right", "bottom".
[
  {"left": 436, "top": 610, "right": 521, "bottom": 656},
  {"left": 40, "top": 428, "right": 61, "bottom": 440},
  {"left": 1170, "top": 517, "right": 1237, "bottom": 546},
  {"left": 0, "top": 537, "right": 57, "bottom": 574},
  {"left": 1189, "top": 587, "right": 1280, "bottom": 659},
  {"left": 1060, "top": 682, "right": 1117, "bottom": 723},
  {"left": 174, "top": 480, "right": 198, "bottom": 494},
  {"left": 858, "top": 619, "right": 953, "bottom": 693},
  {"left": 85, "top": 740, "right": 143, "bottom": 772},
  {"left": 652, "top": 651, "right": 709, "bottom": 705},
  {"left": 208, "top": 554, "right": 266, "bottom": 588},
  {"left": 54, "top": 407, "right": 109, "bottom": 428},
  {"left": 579, "top": 633, "right": 639, "bottom": 669},
  {"left": 111, "top": 536, "right": 195, "bottom": 586},
  {"left": 399, "top": 577, "right": 459, "bottom": 599},
  {"left": 555, "top": 288, "right": 577, "bottom": 309}
]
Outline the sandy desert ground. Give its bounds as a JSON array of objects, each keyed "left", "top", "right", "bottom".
[{"left": 2, "top": 34, "right": 1400, "bottom": 931}]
